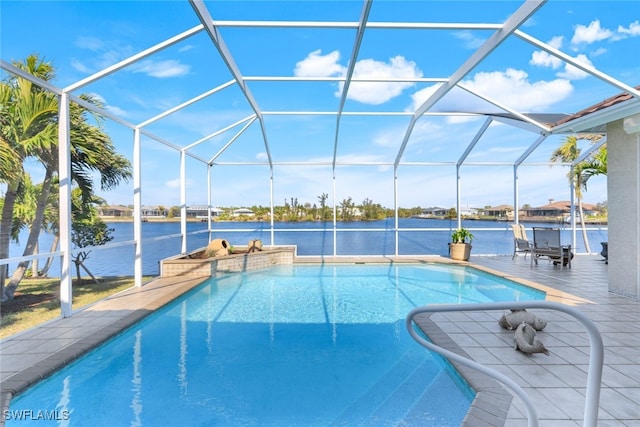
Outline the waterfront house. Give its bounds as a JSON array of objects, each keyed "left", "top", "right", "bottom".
[
  {"left": 522, "top": 201, "right": 599, "bottom": 220},
  {"left": 232, "top": 208, "right": 255, "bottom": 217},
  {"left": 98, "top": 205, "right": 132, "bottom": 218},
  {"left": 479, "top": 205, "right": 514, "bottom": 220},
  {"left": 420, "top": 207, "right": 449, "bottom": 217},
  {"left": 186, "top": 205, "right": 224, "bottom": 218},
  {"left": 141, "top": 205, "right": 167, "bottom": 219}
]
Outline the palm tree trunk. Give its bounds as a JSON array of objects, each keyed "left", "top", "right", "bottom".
[
  {"left": 0, "top": 180, "right": 21, "bottom": 301},
  {"left": 31, "top": 241, "right": 40, "bottom": 278},
  {"left": 578, "top": 199, "right": 591, "bottom": 253},
  {"left": 39, "top": 234, "right": 59, "bottom": 277},
  {"left": 5, "top": 168, "right": 53, "bottom": 299}
]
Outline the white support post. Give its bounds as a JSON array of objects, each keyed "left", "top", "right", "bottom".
[
  {"left": 394, "top": 167, "right": 399, "bottom": 256},
  {"left": 133, "top": 128, "right": 143, "bottom": 287},
  {"left": 332, "top": 175, "right": 337, "bottom": 256},
  {"left": 455, "top": 164, "right": 462, "bottom": 229},
  {"left": 180, "top": 151, "right": 187, "bottom": 254},
  {"left": 207, "top": 163, "right": 212, "bottom": 241},
  {"left": 269, "top": 173, "right": 275, "bottom": 246},
  {"left": 58, "top": 93, "right": 73, "bottom": 317},
  {"left": 513, "top": 165, "right": 519, "bottom": 224}
]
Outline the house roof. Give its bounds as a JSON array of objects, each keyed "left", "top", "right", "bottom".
[
  {"left": 554, "top": 85, "right": 640, "bottom": 129},
  {"left": 483, "top": 205, "right": 513, "bottom": 211},
  {"left": 526, "top": 200, "right": 598, "bottom": 211}
]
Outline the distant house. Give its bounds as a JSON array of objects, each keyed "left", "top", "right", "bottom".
[
  {"left": 232, "top": 208, "right": 255, "bottom": 217},
  {"left": 523, "top": 201, "right": 598, "bottom": 219},
  {"left": 479, "top": 205, "right": 514, "bottom": 219},
  {"left": 459, "top": 206, "right": 479, "bottom": 217},
  {"left": 98, "top": 205, "right": 132, "bottom": 217},
  {"left": 186, "top": 205, "right": 224, "bottom": 218},
  {"left": 421, "top": 207, "right": 448, "bottom": 217},
  {"left": 421, "top": 206, "right": 478, "bottom": 217},
  {"left": 141, "top": 205, "right": 166, "bottom": 218}
]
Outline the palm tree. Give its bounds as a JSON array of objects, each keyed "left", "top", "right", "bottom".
[
  {"left": 550, "top": 134, "right": 604, "bottom": 254},
  {"left": 339, "top": 197, "right": 355, "bottom": 221},
  {"left": 4, "top": 97, "right": 132, "bottom": 298},
  {"left": 317, "top": 193, "right": 329, "bottom": 221},
  {"left": 0, "top": 55, "right": 58, "bottom": 300},
  {"left": 577, "top": 144, "right": 607, "bottom": 184},
  {"left": 1, "top": 55, "right": 132, "bottom": 299}
]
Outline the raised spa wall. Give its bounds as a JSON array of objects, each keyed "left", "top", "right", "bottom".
[{"left": 160, "top": 246, "right": 297, "bottom": 277}]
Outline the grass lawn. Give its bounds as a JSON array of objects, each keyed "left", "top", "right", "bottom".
[{"left": 0, "top": 276, "right": 148, "bottom": 339}]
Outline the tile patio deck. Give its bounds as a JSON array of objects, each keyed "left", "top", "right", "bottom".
[
  {"left": 0, "top": 254, "right": 638, "bottom": 426},
  {"left": 465, "top": 254, "right": 639, "bottom": 426}
]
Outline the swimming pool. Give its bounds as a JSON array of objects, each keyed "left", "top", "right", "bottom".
[{"left": 6, "top": 264, "right": 545, "bottom": 426}]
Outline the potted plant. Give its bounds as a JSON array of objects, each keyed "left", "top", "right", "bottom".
[{"left": 449, "top": 228, "right": 474, "bottom": 261}]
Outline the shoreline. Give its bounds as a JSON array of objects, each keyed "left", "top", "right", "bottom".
[{"left": 100, "top": 216, "right": 608, "bottom": 225}]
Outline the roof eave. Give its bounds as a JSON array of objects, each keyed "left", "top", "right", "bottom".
[{"left": 551, "top": 97, "right": 640, "bottom": 135}]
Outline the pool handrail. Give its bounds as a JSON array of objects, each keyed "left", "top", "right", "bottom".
[{"left": 406, "top": 300, "right": 604, "bottom": 427}]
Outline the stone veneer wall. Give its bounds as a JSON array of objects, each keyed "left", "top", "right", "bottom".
[{"left": 160, "top": 246, "right": 297, "bottom": 277}]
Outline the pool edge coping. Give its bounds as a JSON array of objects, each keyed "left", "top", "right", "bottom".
[{"left": 412, "top": 312, "right": 513, "bottom": 427}]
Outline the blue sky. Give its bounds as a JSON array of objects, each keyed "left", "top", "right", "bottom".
[{"left": 2, "top": 0, "right": 639, "bottom": 209}]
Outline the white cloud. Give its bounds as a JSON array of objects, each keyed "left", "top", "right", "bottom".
[
  {"left": 165, "top": 178, "right": 194, "bottom": 192},
  {"left": 408, "top": 119, "right": 446, "bottom": 145},
  {"left": 461, "top": 69, "right": 573, "bottom": 112},
  {"left": 82, "top": 93, "right": 128, "bottom": 117},
  {"left": 556, "top": 54, "right": 593, "bottom": 80},
  {"left": 178, "top": 44, "right": 194, "bottom": 53},
  {"left": 130, "top": 59, "right": 190, "bottom": 78},
  {"left": 373, "top": 128, "right": 404, "bottom": 148},
  {"left": 74, "top": 36, "right": 105, "bottom": 51},
  {"left": 166, "top": 178, "right": 181, "bottom": 189},
  {"left": 452, "top": 30, "right": 486, "bottom": 49},
  {"left": 617, "top": 20, "right": 640, "bottom": 37},
  {"left": 72, "top": 36, "right": 136, "bottom": 72},
  {"left": 410, "top": 70, "right": 573, "bottom": 113},
  {"left": 70, "top": 58, "right": 92, "bottom": 74},
  {"left": 294, "top": 50, "right": 422, "bottom": 105},
  {"left": 571, "top": 20, "right": 613, "bottom": 45},
  {"left": 72, "top": 35, "right": 190, "bottom": 78},
  {"left": 294, "top": 49, "right": 345, "bottom": 77},
  {"left": 410, "top": 85, "right": 493, "bottom": 123},
  {"left": 529, "top": 36, "right": 564, "bottom": 69},
  {"left": 409, "top": 85, "right": 439, "bottom": 111},
  {"left": 105, "top": 105, "right": 128, "bottom": 117},
  {"left": 372, "top": 120, "right": 443, "bottom": 148},
  {"left": 343, "top": 56, "right": 422, "bottom": 105}
]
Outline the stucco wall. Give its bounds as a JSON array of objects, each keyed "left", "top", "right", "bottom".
[{"left": 607, "top": 119, "right": 640, "bottom": 299}]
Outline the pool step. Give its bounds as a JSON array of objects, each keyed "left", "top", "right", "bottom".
[
  {"left": 331, "top": 348, "right": 440, "bottom": 425},
  {"left": 401, "top": 370, "right": 472, "bottom": 425},
  {"left": 363, "top": 361, "right": 444, "bottom": 425}
]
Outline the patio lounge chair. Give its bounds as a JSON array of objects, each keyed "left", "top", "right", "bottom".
[
  {"left": 531, "top": 227, "right": 571, "bottom": 269},
  {"left": 511, "top": 223, "right": 532, "bottom": 259}
]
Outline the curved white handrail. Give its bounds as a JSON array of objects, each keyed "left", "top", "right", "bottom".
[{"left": 406, "top": 300, "right": 603, "bottom": 427}]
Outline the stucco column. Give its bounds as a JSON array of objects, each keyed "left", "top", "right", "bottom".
[{"left": 607, "top": 118, "right": 640, "bottom": 299}]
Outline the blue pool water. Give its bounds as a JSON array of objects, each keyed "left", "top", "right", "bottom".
[{"left": 7, "top": 264, "right": 545, "bottom": 426}]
